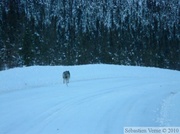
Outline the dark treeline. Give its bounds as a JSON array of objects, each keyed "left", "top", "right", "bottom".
[{"left": 0, "top": 0, "right": 179, "bottom": 70}]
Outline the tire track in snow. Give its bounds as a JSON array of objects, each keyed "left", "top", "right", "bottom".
[
  {"left": 25, "top": 95, "right": 83, "bottom": 134},
  {"left": 28, "top": 86, "right": 123, "bottom": 134}
]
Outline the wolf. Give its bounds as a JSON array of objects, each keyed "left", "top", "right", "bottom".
[{"left": 63, "top": 71, "right": 70, "bottom": 85}]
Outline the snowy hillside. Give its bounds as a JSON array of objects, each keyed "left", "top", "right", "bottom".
[{"left": 0, "top": 64, "right": 180, "bottom": 134}]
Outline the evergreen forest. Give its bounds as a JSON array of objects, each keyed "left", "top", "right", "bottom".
[{"left": 0, "top": 0, "right": 179, "bottom": 70}]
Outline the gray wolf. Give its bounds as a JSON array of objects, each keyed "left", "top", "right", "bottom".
[{"left": 63, "top": 71, "right": 70, "bottom": 85}]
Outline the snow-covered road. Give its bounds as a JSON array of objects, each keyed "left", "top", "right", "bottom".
[{"left": 0, "top": 65, "right": 180, "bottom": 134}]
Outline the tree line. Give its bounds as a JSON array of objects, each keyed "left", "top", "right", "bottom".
[{"left": 0, "top": 0, "right": 179, "bottom": 70}]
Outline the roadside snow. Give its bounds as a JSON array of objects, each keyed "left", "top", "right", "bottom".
[{"left": 0, "top": 64, "right": 180, "bottom": 134}]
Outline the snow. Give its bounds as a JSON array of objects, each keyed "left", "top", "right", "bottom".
[{"left": 0, "top": 64, "right": 180, "bottom": 134}]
